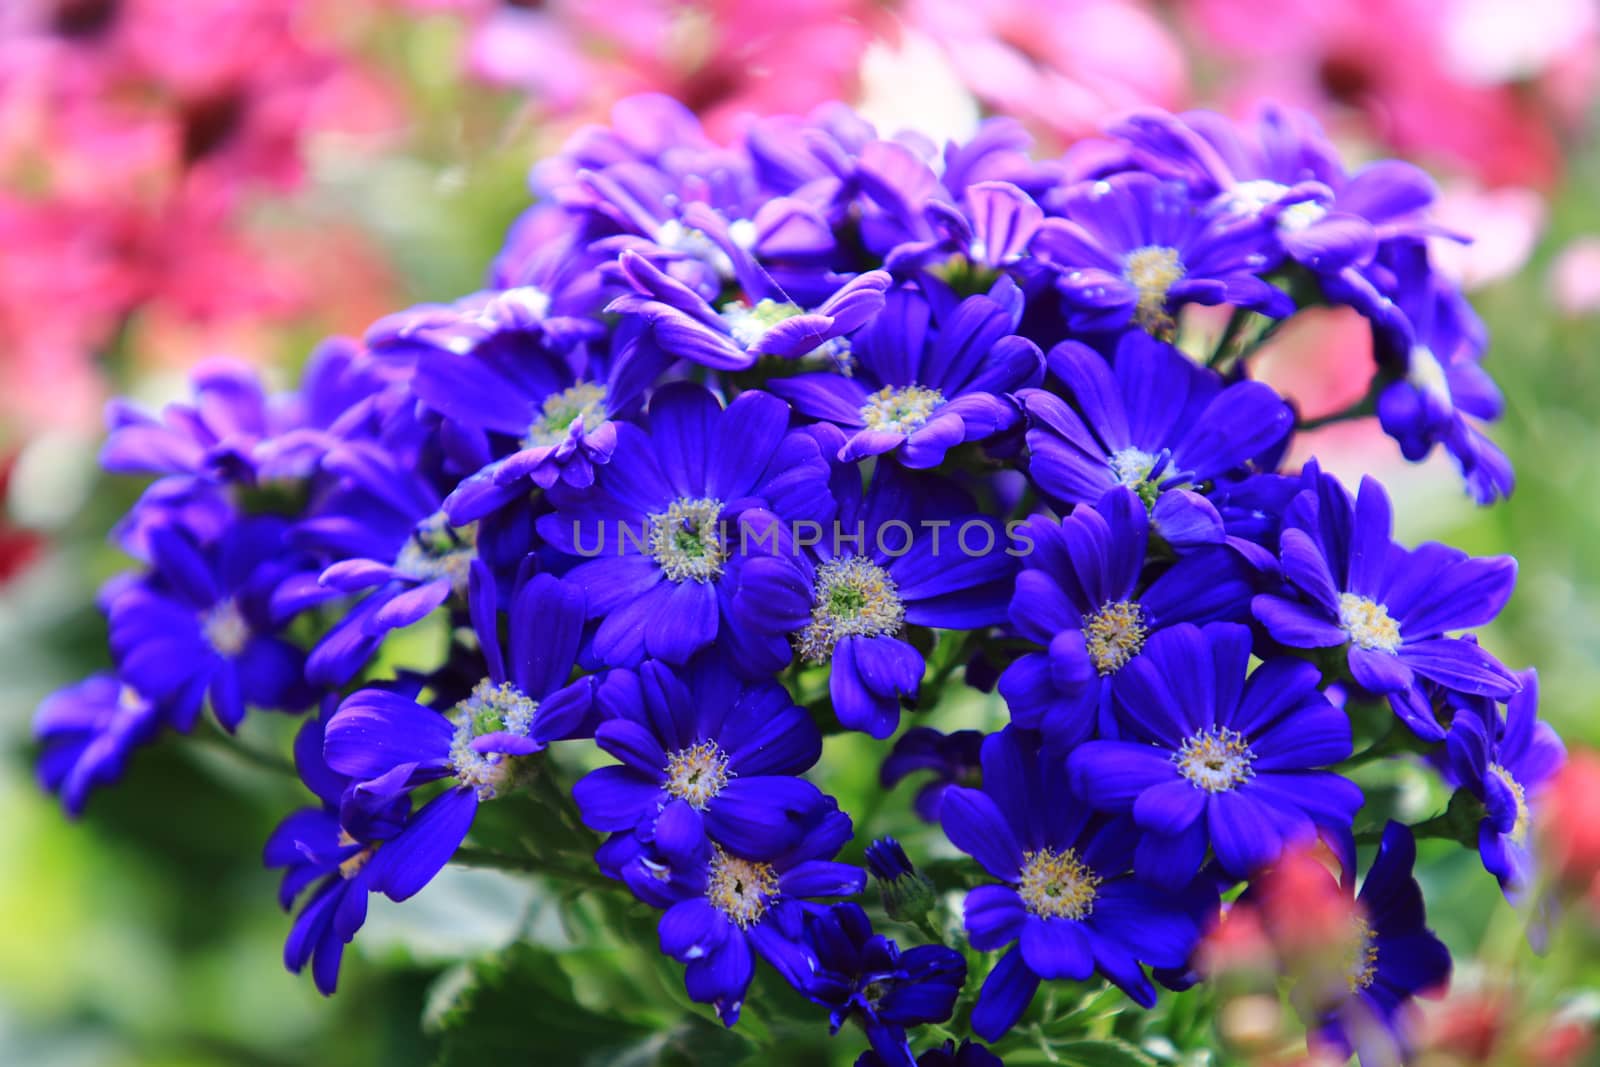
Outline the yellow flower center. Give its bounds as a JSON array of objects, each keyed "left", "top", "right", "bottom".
[
  {"left": 706, "top": 847, "right": 780, "bottom": 928},
  {"left": 1018, "top": 847, "right": 1100, "bottom": 921},
  {"left": 859, "top": 384, "right": 946, "bottom": 435},
  {"left": 1345, "top": 916, "right": 1379, "bottom": 992},
  {"left": 665, "top": 740, "right": 732, "bottom": 810},
  {"left": 1123, "top": 245, "right": 1185, "bottom": 335},
  {"left": 1338, "top": 593, "right": 1402, "bottom": 654},
  {"left": 1175, "top": 727, "right": 1256, "bottom": 792},
  {"left": 1083, "top": 599, "right": 1148, "bottom": 675},
  {"left": 1488, "top": 762, "right": 1531, "bottom": 845}
]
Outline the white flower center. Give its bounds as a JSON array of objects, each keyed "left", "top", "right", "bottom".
[
  {"left": 395, "top": 513, "right": 477, "bottom": 595},
  {"left": 797, "top": 557, "right": 906, "bottom": 662},
  {"left": 1175, "top": 727, "right": 1256, "bottom": 792},
  {"left": 449, "top": 678, "right": 540, "bottom": 800},
  {"left": 648, "top": 497, "right": 726, "bottom": 583},
  {"left": 526, "top": 382, "right": 608, "bottom": 447},
  {"left": 1277, "top": 199, "right": 1328, "bottom": 233},
  {"left": 1224, "top": 179, "right": 1291, "bottom": 217},
  {"left": 1108, "top": 447, "right": 1159, "bottom": 488},
  {"left": 665, "top": 740, "right": 733, "bottom": 810},
  {"left": 1338, "top": 593, "right": 1402, "bottom": 654},
  {"left": 1406, "top": 345, "right": 1453, "bottom": 408},
  {"left": 203, "top": 599, "right": 251, "bottom": 656},
  {"left": 859, "top": 384, "right": 945, "bottom": 435},
  {"left": 656, "top": 219, "right": 734, "bottom": 278},
  {"left": 1018, "top": 847, "right": 1100, "bottom": 920}
]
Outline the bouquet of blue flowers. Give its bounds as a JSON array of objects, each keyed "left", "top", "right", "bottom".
[{"left": 36, "top": 95, "right": 1565, "bottom": 1065}]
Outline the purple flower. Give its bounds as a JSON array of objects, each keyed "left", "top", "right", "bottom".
[
  {"left": 940, "top": 727, "right": 1214, "bottom": 1039},
  {"left": 998, "top": 488, "right": 1257, "bottom": 749},
  {"left": 33, "top": 674, "right": 162, "bottom": 816},
  {"left": 1019, "top": 333, "right": 1293, "bottom": 553},
  {"left": 1110, "top": 107, "right": 1439, "bottom": 277},
  {"left": 264, "top": 702, "right": 406, "bottom": 995},
  {"left": 609, "top": 248, "right": 889, "bottom": 372},
  {"left": 733, "top": 441, "right": 1017, "bottom": 736},
  {"left": 767, "top": 285, "right": 1043, "bottom": 469},
  {"left": 572, "top": 657, "right": 827, "bottom": 860},
  {"left": 322, "top": 568, "right": 596, "bottom": 901},
  {"left": 879, "top": 727, "right": 985, "bottom": 822},
  {"left": 108, "top": 517, "right": 311, "bottom": 731},
  {"left": 1444, "top": 670, "right": 1565, "bottom": 901},
  {"left": 1251, "top": 469, "right": 1521, "bottom": 716},
  {"left": 1313, "top": 823, "right": 1452, "bottom": 1067},
  {"left": 1372, "top": 242, "right": 1513, "bottom": 504},
  {"left": 804, "top": 902, "right": 966, "bottom": 1066},
  {"left": 1031, "top": 172, "right": 1292, "bottom": 336},
  {"left": 648, "top": 800, "right": 866, "bottom": 1025},
  {"left": 1067, "top": 622, "right": 1363, "bottom": 888},
  {"left": 538, "top": 383, "right": 835, "bottom": 670},
  {"left": 856, "top": 1041, "right": 1003, "bottom": 1067}
]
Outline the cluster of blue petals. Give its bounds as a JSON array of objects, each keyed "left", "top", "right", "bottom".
[{"left": 36, "top": 94, "right": 1559, "bottom": 1062}]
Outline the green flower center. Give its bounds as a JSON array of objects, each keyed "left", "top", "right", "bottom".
[
  {"left": 797, "top": 557, "right": 905, "bottom": 662},
  {"left": 859, "top": 384, "right": 945, "bottom": 435},
  {"left": 526, "top": 382, "right": 608, "bottom": 447},
  {"left": 648, "top": 497, "right": 726, "bottom": 582}
]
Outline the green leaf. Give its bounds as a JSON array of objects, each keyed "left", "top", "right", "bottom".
[
  {"left": 1053, "top": 1038, "right": 1160, "bottom": 1067},
  {"left": 430, "top": 942, "right": 754, "bottom": 1067}
]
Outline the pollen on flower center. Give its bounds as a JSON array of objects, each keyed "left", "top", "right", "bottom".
[
  {"left": 203, "top": 599, "right": 250, "bottom": 656},
  {"left": 1345, "top": 915, "right": 1379, "bottom": 991},
  {"left": 1406, "top": 345, "right": 1453, "bottom": 408},
  {"left": 657, "top": 218, "right": 734, "bottom": 278},
  {"left": 797, "top": 557, "right": 906, "bottom": 663},
  {"left": 1277, "top": 199, "right": 1329, "bottom": 233},
  {"left": 526, "top": 382, "right": 608, "bottom": 447},
  {"left": 335, "top": 830, "right": 376, "bottom": 880},
  {"left": 1175, "top": 727, "right": 1256, "bottom": 792},
  {"left": 1123, "top": 245, "right": 1185, "bottom": 334},
  {"left": 859, "top": 384, "right": 946, "bottom": 435},
  {"left": 1338, "top": 593, "right": 1402, "bottom": 654},
  {"left": 721, "top": 298, "right": 802, "bottom": 349},
  {"left": 648, "top": 497, "right": 726, "bottom": 583},
  {"left": 664, "top": 740, "right": 733, "bottom": 810},
  {"left": 1108, "top": 447, "right": 1159, "bottom": 488},
  {"left": 706, "top": 846, "right": 780, "bottom": 928},
  {"left": 1488, "top": 762, "right": 1531, "bottom": 844},
  {"left": 1083, "top": 599, "right": 1148, "bottom": 675},
  {"left": 1018, "top": 847, "right": 1100, "bottom": 920},
  {"left": 395, "top": 513, "right": 478, "bottom": 594},
  {"left": 449, "top": 678, "right": 540, "bottom": 800}
]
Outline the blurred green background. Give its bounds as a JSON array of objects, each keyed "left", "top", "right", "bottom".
[{"left": 2, "top": 13, "right": 1599, "bottom": 1067}]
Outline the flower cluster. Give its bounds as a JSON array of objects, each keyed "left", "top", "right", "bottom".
[{"left": 36, "top": 94, "right": 1561, "bottom": 1063}]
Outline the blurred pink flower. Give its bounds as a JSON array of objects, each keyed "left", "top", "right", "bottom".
[
  {"left": 899, "top": 0, "right": 1188, "bottom": 144},
  {"left": 463, "top": 0, "right": 882, "bottom": 140},
  {"left": 1429, "top": 183, "right": 1546, "bottom": 291},
  {"left": 1178, "top": 0, "right": 1592, "bottom": 188},
  {"left": 1550, "top": 238, "right": 1600, "bottom": 318}
]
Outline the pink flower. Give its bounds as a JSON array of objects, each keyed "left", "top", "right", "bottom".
[{"left": 1550, "top": 238, "right": 1600, "bottom": 318}]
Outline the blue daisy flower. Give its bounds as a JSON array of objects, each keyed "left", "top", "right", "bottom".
[
  {"left": 1312, "top": 823, "right": 1452, "bottom": 1067},
  {"left": 538, "top": 382, "right": 835, "bottom": 670},
  {"left": 322, "top": 566, "right": 597, "bottom": 901},
  {"left": 107, "top": 516, "right": 313, "bottom": 731},
  {"left": 1372, "top": 242, "right": 1513, "bottom": 505},
  {"left": 879, "top": 727, "right": 985, "bottom": 822},
  {"left": 265, "top": 701, "right": 406, "bottom": 996},
  {"left": 1444, "top": 669, "right": 1565, "bottom": 902},
  {"left": 767, "top": 284, "right": 1043, "bottom": 470},
  {"left": 1031, "top": 171, "right": 1293, "bottom": 337},
  {"left": 33, "top": 674, "right": 163, "bottom": 816},
  {"left": 855, "top": 1040, "right": 1003, "bottom": 1067},
  {"left": 1067, "top": 622, "right": 1363, "bottom": 888},
  {"left": 1018, "top": 332, "right": 1293, "bottom": 552},
  {"left": 733, "top": 436, "right": 1017, "bottom": 736},
  {"left": 572, "top": 657, "right": 827, "bottom": 860},
  {"left": 940, "top": 727, "right": 1214, "bottom": 1040},
  {"left": 804, "top": 902, "right": 966, "bottom": 1066},
  {"left": 1251, "top": 468, "right": 1521, "bottom": 714},
  {"left": 649, "top": 799, "right": 866, "bottom": 1026},
  {"left": 997, "top": 487, "right": 1257, "bottom": 749}
]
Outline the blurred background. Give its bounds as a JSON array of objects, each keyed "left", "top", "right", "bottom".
[{"left": 0, "top": 1, "right": 1597, "bottom": 1064}]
